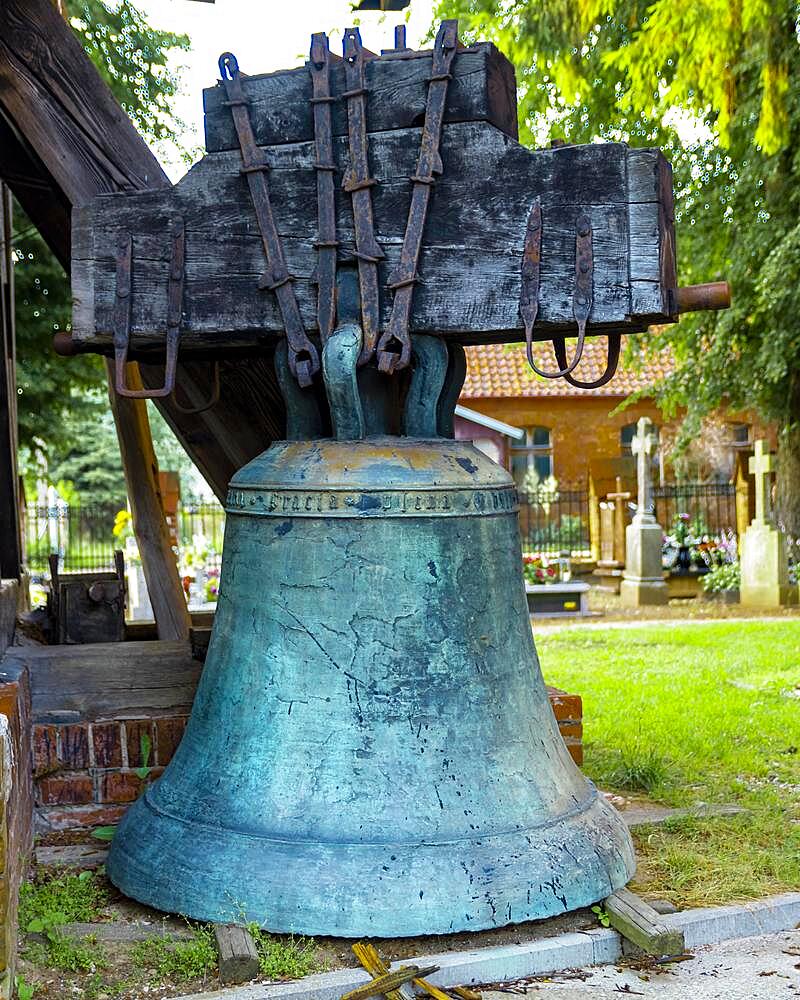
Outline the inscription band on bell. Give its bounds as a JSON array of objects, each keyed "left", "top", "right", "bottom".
[{"left": 225, "top": 486, "right": 519, "bottom": 517}]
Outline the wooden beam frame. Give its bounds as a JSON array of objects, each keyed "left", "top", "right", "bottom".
[
  {"left": 0, "top": 183, "right": 22, "bottom": 580},
  {"left": 0, "top": 0, "right": 189, "bottom": 637}
]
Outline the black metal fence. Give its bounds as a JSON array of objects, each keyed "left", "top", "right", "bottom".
[
  {"left": 24, "top": 502, "right": 121, "bottom": 573},
  {"left": 652, "top": 482, "right": 737, "bottom": 537},
  {"left": 518, "top": 486, "right": 591, "bottom": 555},
  {"left": 24, "top": 498, "right": 227, "bottom": 575},
  {"left": 22, "top": 482, "right": 740, "bottom": 573}
]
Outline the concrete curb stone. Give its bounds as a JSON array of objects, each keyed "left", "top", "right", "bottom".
[{"left": 172, "top": 891, "right": 800, "bottom": 1000}]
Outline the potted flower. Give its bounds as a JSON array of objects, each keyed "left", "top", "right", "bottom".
[
  {"left": 522, "top": 553, "right": 560, "bottom": 586},
  {"left": 701, "top": 562, "right": 740, "bottom": 603}
]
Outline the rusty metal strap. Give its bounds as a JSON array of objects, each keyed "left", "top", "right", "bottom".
[
  {"left": 219, "top": 51, "right": 319, "bottom": 387},
  {"left": 342, "top": 26, "right": 385, "bottom": 365},
  {"left": 522, "top": 212, "right": 594, "bottom": 380},
  {"left": 520, "top": 200, "right": 542, "bottom": 370},
  {"left": 113, "top": 220, "right": 183, "bottom": 399},
  {"left": 376, "top": 19, "right": 459, "bottom": 375},
  {"left": 309, "top": 32, "right": 338, "bottom": 346}
]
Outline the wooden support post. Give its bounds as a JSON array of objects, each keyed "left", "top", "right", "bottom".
[
  {"left": 0, "top": 182, "right": 21, "bottom": 580},
  {"left": 107, "top": 360, "right": 190, "bottom": 641},
  {"left": 604, "top": 888, "right": 685, "bottom": 957},
  {"left": 213, "top": 925, "right": 260, "bottom": 986}
]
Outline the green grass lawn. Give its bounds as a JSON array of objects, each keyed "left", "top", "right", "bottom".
[{"left": 537, "top": 620, "right": 800, "bottom": 908}]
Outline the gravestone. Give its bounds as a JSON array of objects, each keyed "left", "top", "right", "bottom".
[
  {"left": 594, "top": 476, "right": 631, "bottom": 593},
  {"left": 740, "top": 439, "right": 798, "bottom": 607},
  {"left": 620, "top": 417, "right": 668, "bottom": 606}
]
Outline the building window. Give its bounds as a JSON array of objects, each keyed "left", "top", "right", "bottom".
[
  {"left": 620, "top": 421, "right": 660, "bottom": 456},
  {"left": 620, "top": 423, "right": 636, "bottom": 454},
  {"left": 729, "top": 423, "right": 751, "bottom": 449},
  {"left": 510, "top": 426, "right": 553, "bottom": 487}
]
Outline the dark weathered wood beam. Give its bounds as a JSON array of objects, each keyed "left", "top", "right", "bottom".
[{"left": 0, "top": 184, "right": 22, "bottom": 580}]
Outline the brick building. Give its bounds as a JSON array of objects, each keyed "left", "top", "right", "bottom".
[{"left": 456, "top": 341, "right": 776, "bottom": 489}]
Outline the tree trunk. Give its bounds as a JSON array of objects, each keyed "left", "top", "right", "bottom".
[{"left": 776, "top": 371, "right": 800, "bottom": 541}]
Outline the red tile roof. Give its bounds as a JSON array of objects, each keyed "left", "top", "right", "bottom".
[{"left": 461, "top": 340, "right": 673, "bottom": 399}]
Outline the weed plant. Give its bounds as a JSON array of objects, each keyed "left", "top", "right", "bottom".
[
  {"left": 131, "top": 925, "right": 217, "bottom": 983},
  {"left": 246, "top": 926, "right": 319, "bottom": 979}
]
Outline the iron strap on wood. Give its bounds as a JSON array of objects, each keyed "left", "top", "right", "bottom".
[
  {"left": 113, "top": 220, "right": 183, "bottom": 399},
  {"left": 309, "top": 32, "right": 338, "bottom": 346},
  {"left": 520, "top": 200, "right": 542, "bottom": 371},
  {"left": 219, "top": 52, "right": 319, "bottom": 388},
  {"left": 342, "top": 27, "right": 385, "bottom": 366},
  {"left": 519, "top": 209, "right": 619, "bottom": 387},
  {"left": 376, "top": 19, "right": 459, "bottom": 374}
]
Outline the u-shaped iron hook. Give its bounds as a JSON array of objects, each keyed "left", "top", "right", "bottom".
[
  {"left": 113, "top": 220, "right": 184, "bottom": 400},
  {"left": 523, "top": 213, "right": 593, "bottom": 379}
]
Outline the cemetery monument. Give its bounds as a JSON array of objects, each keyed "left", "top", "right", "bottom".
[
  {"left": 620, "top": 417, "right": 669, "bottom": 607},
  {"left": 740, "top": 439, "right": 798, "bottom": 608}
]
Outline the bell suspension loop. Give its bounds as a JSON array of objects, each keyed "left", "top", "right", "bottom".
[
  {"left": 520, "top": 210, "right": 598, "bottom": 381},
  {"left": 113, "top": 219, "right": 184, "bottom": 399}
]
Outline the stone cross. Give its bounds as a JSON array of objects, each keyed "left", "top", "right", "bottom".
[
  {"left": 631, "top": 417, "right": 657, "bottom": 517},
  {"left": 748, "top": 439, "right": 774, "bottom": 525},
  {"left": 607, "top": 476, "right": 632, "bottom": 563}
]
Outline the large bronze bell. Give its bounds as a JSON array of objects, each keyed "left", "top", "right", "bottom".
[{"left": 107, "top": 325, "right": 634, "bottom": 936}]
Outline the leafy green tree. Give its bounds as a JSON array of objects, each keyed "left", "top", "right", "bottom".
[
  {"left": 13, "top": 1, "right": 189, "bottom": 497},
  {"left": 433, "top": 1, "right": 800, "bottom": 533}
]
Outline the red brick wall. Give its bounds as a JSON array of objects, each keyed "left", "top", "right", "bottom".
[
  {"left": 460, "top": 395, "right": 777, "bottom": 486},
  {"left": 33, "top": 694, "right": 582, "bottom": 828},
  {"left": 34, "top": 716, "right": 186, "bottom": 831},
  {"left": 547, "top": 686, "right": 583, "bottom": 765},
  {"left": 0, "top": 660, "right": 34, "bottom": 992}
]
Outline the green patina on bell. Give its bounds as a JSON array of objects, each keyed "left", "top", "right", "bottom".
[{"left": 107, "top": 325, "right": 634, "bottom": 936}]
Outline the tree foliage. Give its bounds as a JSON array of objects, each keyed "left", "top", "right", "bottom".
[
  {"left": 434, "top": 1, "right": 800, "bottom": 526},
  {"left": 13, "top": 1, "right": 189, "bottom": 496}
]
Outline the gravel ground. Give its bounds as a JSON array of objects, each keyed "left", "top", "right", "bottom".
[{"left": 481, "top": 930, "right": 800, "bottom": 998}]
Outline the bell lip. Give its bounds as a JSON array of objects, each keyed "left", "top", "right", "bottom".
[
  {"left": 229, "top": 436, "right": 514, "bottom": 493},
  {"left": 106, "top": 784, "right": 635, "bottom": 937}
]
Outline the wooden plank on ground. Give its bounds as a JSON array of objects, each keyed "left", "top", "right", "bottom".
[
  {"left": 1, "top": 641, "right": 202, "bottom": 721},
  {"left": 604, "top": 887, "right": 685, "bottom": 956},
  {"left": 214, "top": 924, "right": 260, "bottom": 985}
]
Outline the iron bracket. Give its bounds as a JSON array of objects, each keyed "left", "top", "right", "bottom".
[
  {"left": 219, "top": 51, "right": 319, "bottom": 388},
  {"left": 113, "top": 221, "right": 183, "bottom": 399},
  {"left": 342, "top": 27, "right": 385, "bottom": 366},
  {"left": 376, "top": 19, "right": 458, "bottom": 375},
  {"left": 309, "top": 32, "right": 338, "bottom": 346}
]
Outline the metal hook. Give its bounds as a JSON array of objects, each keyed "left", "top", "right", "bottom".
[
  {"left": 554, "top": 332, "right": 621, "bottom": 389},
  {"left": 218, "top": 52, "right": 239, "bottom": 82},
  {"left": 521, "top": 212, "right": 594, "bottom": 380},
  {"left": 113, "top": 221, "right": 184, "bottom": 400}
]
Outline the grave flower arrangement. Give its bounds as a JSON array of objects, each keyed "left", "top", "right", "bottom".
[{"left": 522, "top": 553, "right": 560, "bottom": 584}]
